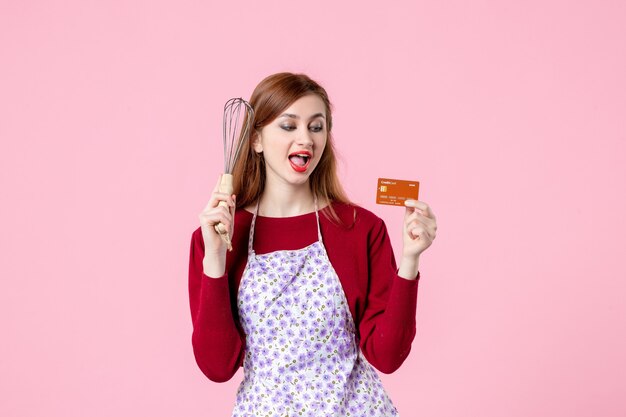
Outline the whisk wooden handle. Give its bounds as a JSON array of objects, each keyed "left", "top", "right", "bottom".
[{"left": 214, "top": 173, "right": 234, "bottom": 251}]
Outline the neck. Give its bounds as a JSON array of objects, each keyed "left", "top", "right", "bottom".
[{"left": 258, "top": 181, "right": 316, "bottom": 217}]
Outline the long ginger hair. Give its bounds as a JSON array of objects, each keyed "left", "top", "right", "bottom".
[{"left": 231, "top": 73, "right": 352, "bottom": 224}]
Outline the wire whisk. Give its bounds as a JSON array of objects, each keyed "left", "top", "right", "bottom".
[{"left": 214, "top": 98, "right": 254, "bottom": 250}]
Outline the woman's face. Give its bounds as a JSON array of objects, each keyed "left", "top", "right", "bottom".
[{"left": 254, "top": 94, "right": 328, "bottom": 187}]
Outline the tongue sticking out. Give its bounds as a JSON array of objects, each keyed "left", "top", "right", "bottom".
[{"left": 289, "top": 155, "right": 308, "bottom": 167}]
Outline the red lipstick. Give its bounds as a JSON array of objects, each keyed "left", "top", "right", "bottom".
[{"left": 288, "top": 151, "right": 312, "bottom": 173}]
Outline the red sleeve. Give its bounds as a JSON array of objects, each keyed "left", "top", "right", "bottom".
[
  {"left": 188, "top": 229, "right": 245, "bottom": 382},
  {"left": 358, "top": 216, "right": 420, "bottom": 374}
]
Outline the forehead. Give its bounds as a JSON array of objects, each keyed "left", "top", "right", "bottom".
[{"left": 281, "top": 94, "right": 326, "bottom": 118}]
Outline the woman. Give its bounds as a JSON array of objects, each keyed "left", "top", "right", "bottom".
[{"left": 189, "top": 72, "right": 437, "bottom": 416}]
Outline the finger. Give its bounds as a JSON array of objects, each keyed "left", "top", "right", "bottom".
[
  {"left": 405, "top": 200, "right": 435, "bottom": 219},
  {"left": 406, "top": 213, "right": 436, "bottom": 236},
  {"left": 404, "top": 199, "right": 424, "bottom": 209},
  {"left": 205, "top": 192, "right": 235, "bottom": 210},
  {"left": 409, "top": 224, "right": 434, "bottom": 242},
  {"left": 212, "top": 174, "right": 223, "bottom": 192},
  {"left": 405, "top": 210, "right": 429, "bottom": 227},
  {"left": 404, "top": 205, "right": 419, "bottom": 221},
  {"left": 406, "top": 215, "right": 437, "bottom": 241},
  {"left": 199, "top": 210, "right": 231, "bottom": 228},
  {"left": 201, "top": 214, "right": 232, "bottom": 232},
  {"left": 208, "top": 174, "right": 233, "bottom": 204},
  {"left": 412, "top": 211, "right": 437, "bottom": 231},
  {"left": 404, "top": 212, "right": 421, "bottom": 237},
  {"left": 407, "top": 224, "right": 427, "bottom": 240},
  {"left": 199, "top": 206, "right": 233, "bottom": 227},
  {"left": 208, "top": 203, "right": 233, "bottom": 219}
]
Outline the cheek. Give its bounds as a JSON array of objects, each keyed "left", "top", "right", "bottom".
[
  {"left": 316, "top": 136, "right": 328, "bottom": 153},
  {"left": 314, "top": 143, "right": 328, "bottom": 165}
]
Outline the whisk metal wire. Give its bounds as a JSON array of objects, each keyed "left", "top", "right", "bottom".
[
  {"left": 214, "top": 97, "right": 254, "bottom": 251},
  {"left": 222, "top": 98, "right": 254, "bottom": 173}
]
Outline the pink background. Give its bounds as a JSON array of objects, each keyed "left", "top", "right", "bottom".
[{"left": 1, "top": 0, "right": 625, "bottom": 416}]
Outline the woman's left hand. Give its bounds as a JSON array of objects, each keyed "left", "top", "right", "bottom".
[{"left": 402, "top": 200, "right": 437, "bottom": 258}]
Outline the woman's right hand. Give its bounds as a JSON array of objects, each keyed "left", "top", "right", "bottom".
[{"left": 198, "top": 175, "right": 236, "bottom": 278}]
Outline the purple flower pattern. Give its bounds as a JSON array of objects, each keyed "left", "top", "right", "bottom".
[{"left": 232, "top": 217, "right": 399, "bottom": 417}]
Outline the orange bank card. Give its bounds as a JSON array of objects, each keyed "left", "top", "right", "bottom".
[{"left": 376, "top": 178, "right": 420, "bottom": 206}]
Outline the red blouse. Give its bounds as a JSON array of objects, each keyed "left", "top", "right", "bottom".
[{"left": 188, "top": 202, "right": 420, "bottom": 382}]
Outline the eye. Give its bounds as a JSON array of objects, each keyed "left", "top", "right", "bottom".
[
  {"left": 309, "top": 124, "right": 324, "bottom": 133},
  {"left": 280, "top": 124, "right": 296, "bottom": 131}
]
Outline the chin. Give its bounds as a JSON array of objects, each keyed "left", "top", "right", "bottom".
[{"left": 287, "top": 175, "right": 312, "bottom": 186}]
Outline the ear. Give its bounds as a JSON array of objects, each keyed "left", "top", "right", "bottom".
[{"left": 252, "top": 131, "right": 263, "bottom": 153}]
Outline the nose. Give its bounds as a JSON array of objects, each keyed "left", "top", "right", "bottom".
[{"left": 295, "top": 127, "right": 314, "bottom": 147}]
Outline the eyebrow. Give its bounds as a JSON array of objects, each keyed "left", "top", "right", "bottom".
[{"left": 279, "top": 112, "right": 326, "bottom": 120}]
